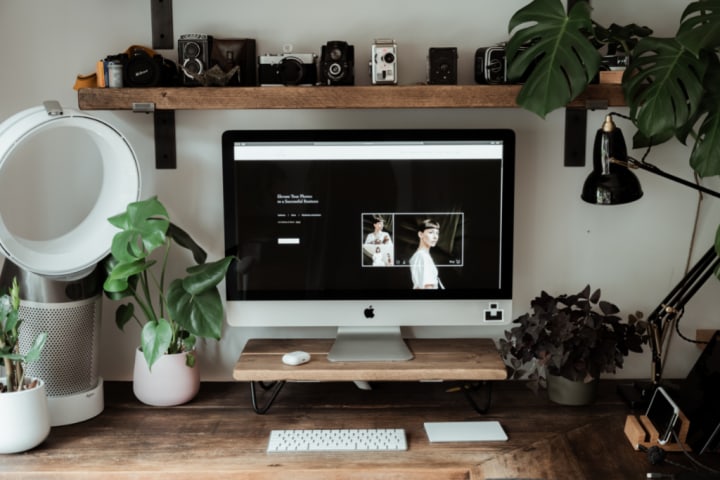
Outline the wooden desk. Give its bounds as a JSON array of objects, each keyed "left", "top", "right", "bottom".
[
  {"left": 2, "top": 380, "right": 706, "bottom": 479},
  {"left": 233, "top": 338, "right": 508, "bottom": 413}
]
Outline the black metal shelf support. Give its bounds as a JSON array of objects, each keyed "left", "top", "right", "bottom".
[{"left": 147, "top": 0, "right": 177, "bottom": 168}]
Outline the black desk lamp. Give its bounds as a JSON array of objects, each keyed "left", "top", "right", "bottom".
[{"left": 581, "top": 113, "right": 720, "bottom": 408}]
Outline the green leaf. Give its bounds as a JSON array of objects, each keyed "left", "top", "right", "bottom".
[
  {"left": 23, "top": 332, "right": 48, "bottom": 364},
  {"left": 623, "top": 37, "right": 708, "bottom": 141},
  {"left": 167, "top": 280, "right": 224, "bottom": 340},
  {"left": 104, "top": 258, "right": 156, "bottom": 293},
  {"left": 141, "top": 319, "right": 173, "bottom": 370},
  {"left": 182, "top": 257, "right": 233, "bottom": 295},
  {"left": 168, "top": 223, "right": 207, "bottom": 265},
  {"left": 115, "top": 303, "right": 135, "bottom": 331},
  {"left": 688, "top": 58, "right": 720, "bottom": 177},
  {"left": 507, "top": 0, "right": 599, "bottom": 117},
  {"left": 108, "top": 196, "right": 169, "bottom": 264},
  {"left": 677, "top": 1, "right": 720, "bottom": 56}
]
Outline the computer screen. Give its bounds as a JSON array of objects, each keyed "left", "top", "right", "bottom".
[{"left": 222, "top": 129, "right": 515, "bottom": 361}]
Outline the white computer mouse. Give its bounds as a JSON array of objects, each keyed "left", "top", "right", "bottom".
[{"left": 281, "top": 350, "right": 311, "bottom": 366}]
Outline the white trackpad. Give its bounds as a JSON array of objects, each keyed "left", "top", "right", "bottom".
[{"left": 424, "top": 421, "right": 508, "bottom": 442}]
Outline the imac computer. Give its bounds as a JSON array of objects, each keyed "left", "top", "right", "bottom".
[{"left": 222, "top": 129, "right": 515, "bottom": 361}]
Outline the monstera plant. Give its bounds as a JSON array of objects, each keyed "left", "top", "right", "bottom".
[
  {"left": 506, "top": 0, "right": 720, "bottom": 276},
  {"left": 506, "top": 0, "right": 720, "bottom": 183},
  {"left": 103, "top": 196, "right": 233, "bottom": 370}
]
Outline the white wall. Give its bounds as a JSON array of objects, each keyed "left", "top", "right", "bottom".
[{"left": 1, "top": 0, "right": 718, "bottom": 381}]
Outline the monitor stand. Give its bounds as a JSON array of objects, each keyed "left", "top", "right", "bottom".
[{"left": 327, "top": 326, "right": 414, "bottom": 362}]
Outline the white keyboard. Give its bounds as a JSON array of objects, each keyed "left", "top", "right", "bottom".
[{"left": 267, "top": 428, "right": 407, "bottom": 452}]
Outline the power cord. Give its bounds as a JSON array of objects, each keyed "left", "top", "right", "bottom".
[{"left": 639, "top": 432, "right": 720, "bottom": 479}]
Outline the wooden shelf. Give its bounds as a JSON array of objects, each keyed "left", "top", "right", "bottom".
[
  {"left": 77, "top": 84, "right": 625, "bottom": 111},
  {"left": 233, "top": 338, "right": 507, "bottom": 383}
]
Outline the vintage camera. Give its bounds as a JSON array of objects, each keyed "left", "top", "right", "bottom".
[
  {"left": 427, "top": 47, "right": 457, "bottom": 85},
  {"left": 210, "top": 38, "right": 257, "bottom": 86},
  {"left": 178, "top": 34, "right": 212, "bottom": 86},
  {"left": 319, "top": 41, "right": 355, "bottom": 86},
  {"left": 369, "top": 39, "right": 397, "bottom": 85},
  {"left": 122, "top": 46, "right": 178, "bottom": 87},
  {"left": 474, "top": 44, "right": 534, "bottom": 85},
  {"left": 258, "top": 45, "right": 318, "bottom": 86}
]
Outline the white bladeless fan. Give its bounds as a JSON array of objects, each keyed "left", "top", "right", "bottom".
[{"left": 0, "top": 101, "right": 140, "bottom": 426}]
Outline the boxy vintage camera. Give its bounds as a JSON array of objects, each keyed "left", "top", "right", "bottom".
[
  {"left": 474, "top": 43, "right": 534, "bottom": 84},
  {"left": 258, "top": 45, "right": 318, "bottom": 86},
  {"left": 178, "top": 34, "right": 212, "bottom": 86},
  {"left": 369, "top": 39, "right": 397, "bottom": 85},
  {"left": 319, "top": 41, "right": 355, "bottom": 86},
  {"left": 210, "top": 38, "right": 257, "bottom": 86},
  {"left": 427, "top": 47, "right": 457, "bottom": 85}
]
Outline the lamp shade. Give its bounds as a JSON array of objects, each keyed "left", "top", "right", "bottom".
[{"left": 581, "top": 115, "right": 643, "bottom": 205}]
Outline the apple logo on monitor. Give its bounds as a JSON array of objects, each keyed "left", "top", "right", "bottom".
[{"left": 364, "top": 305, "right": 375, "bottom": 319}]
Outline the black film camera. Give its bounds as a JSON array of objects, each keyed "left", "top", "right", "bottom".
[
  {"left": 474, "top": 44, "right": 534, "bottom": 85},
  {"left": 427, "top": 47, "right": 458, "bottom": 85},
  {"left": 319, "top": 41, "right": 354, "bottom": 86},
  {"left": 178, "top": 34, "right": 212, "bottom": 86},
  {"left": 122, "top": 46, "right": 178, "bottom": 87},
  {"left": 211, "top": 38, "right": 257, "bottom": 86},
  {"left": 258, "top": 46, "right": 318, "bottom": 86}
]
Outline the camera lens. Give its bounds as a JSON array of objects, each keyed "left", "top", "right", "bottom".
[
  {"left": 329, "top": 63, "right": 343, "bottom": 76},
  {"left": 383, "top": 52, "right": 395, "bottom": 64},
  {"left": 279, "top": 57, "right": 304, "bottom": 85},
  {"left": 330, "top": 48, "right": 343, "bottom": 61},
  {"left": 183, "top": 58, "right": 203, "bottom": 76},
  {"left": 183, "top": 42, "right": 201, "bottom": 58}
]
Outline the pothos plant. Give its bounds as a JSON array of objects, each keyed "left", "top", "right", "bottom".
[
  {"left": 103, "top": 196, "right": 233, "bottom": 370},
  {"left": 506, "top": 0, "right": 720, "bottom": 262},
  {"left": 0, "top": 277, "right": 47, "bottom": 393}
]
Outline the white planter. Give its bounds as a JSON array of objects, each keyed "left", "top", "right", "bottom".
[
  {"left": 132, "top": 348, "right": 200, "bottom": 406},
  {"left": 0, "top": 377, "right": 51, "bottom": 454}
]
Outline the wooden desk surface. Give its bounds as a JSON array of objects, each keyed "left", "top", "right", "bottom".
[
  {"left": 2, "top": 380, "right": 708, "bottom": 479},
  {"left": 234, "top": 338, "right": 508, "bottom": 382}
]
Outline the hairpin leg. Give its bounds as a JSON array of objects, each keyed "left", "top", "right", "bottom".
[
  {"left": 249, "top": 381, "right": 286, "bottom": 414},
  {"left": 459, "top": 381, "right": 493, "bottom": 414}
]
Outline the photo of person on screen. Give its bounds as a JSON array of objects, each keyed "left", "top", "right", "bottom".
[
  {"left": 364, "top": 215, "right": 393, "bottom": 245},
  {"left": 372, "top": 246, "right": 385, "bottom": 266},
  {"left": 410, "top": 219, "right": 444, "bottom": 289}
]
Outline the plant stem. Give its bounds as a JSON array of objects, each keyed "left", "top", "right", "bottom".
[{"left": 3, "top": 357, "right": 13, "bottom": 391}]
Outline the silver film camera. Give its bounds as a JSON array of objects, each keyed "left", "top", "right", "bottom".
[
  {"left": 369, "top": 39, "right": 397, "bottom": 85},
  {"left": 258, "top": 45, "right": 318, "bottom": 86}
]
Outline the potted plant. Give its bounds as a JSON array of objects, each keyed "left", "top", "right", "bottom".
[
  {"left": 103, "top": 196, "right": 233, "bottom": 406},
  {"left": 0, "top": 277, "right": 50, "bottom": 453},
  {"left": 498, "top": 285, "right": 648, "bottom": 405},
  {"left": 506, "top": 1, "right": 720, "bottom": 248}
]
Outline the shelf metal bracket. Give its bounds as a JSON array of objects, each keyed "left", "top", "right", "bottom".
[
  {"left": 147, "top": 0, "right": 177, "bottom": 168},
  {"left": 151, "top": 0, "right": 174, "bottom": 50},
  {"left": 132, "top": 102, "right": 176, "bottom": 169},
  {"left": 563, "top": 0, "right": 591, "bottom": 168},
  {"left": 564, "top": 98, "right": 609, "bottom": 167}
]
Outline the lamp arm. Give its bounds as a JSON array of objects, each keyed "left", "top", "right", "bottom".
[
  {"left": 620, "top": 157, "right": 720, "bottom": 200},
  {"left": 647, "top": 245, "right": 719, "bottom": 384}
]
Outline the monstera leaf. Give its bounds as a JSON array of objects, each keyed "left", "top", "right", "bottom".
[
  {"left": 507, "top": 0, "right": 600, "bottom": 118},
  {"left": 622, "top": 1, "right": 720, "bottom": 178},
  {"left": 622, "top": 37, "right": 708, "bottom": 145},
  {"left": 687, "top": 58, "right": 720, "bottom": 178},
  {"left": 676, "top": 0, "right": 720, "bottom": 56},
  {"left": 677, "top": 1, "right": 720, "bottom": 178}
]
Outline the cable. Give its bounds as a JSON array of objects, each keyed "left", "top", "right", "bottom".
[{"left": 670, "top": 428, "right": 720, "bottom": 476}]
